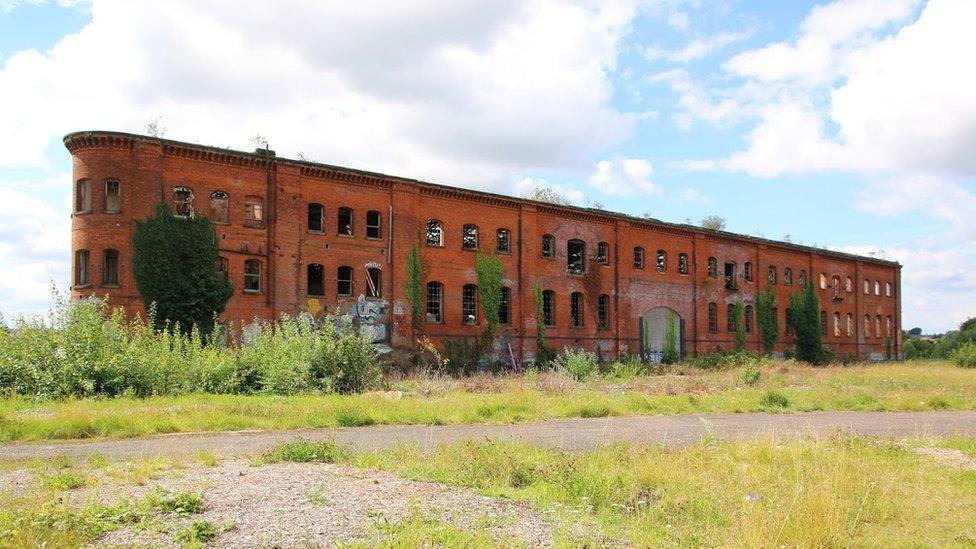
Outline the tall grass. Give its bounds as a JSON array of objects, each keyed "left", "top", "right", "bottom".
[{"left": 0, "top": 294, "right": 379, "bottom": 398}]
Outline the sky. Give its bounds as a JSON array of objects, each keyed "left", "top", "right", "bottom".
[{"left": 0, "top": 0, "right": 973, "bottom": 332}]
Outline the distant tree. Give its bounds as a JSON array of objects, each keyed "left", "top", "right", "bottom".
[
  {"left": 146, "top": 117, "right": 166, "bottom": 137},
  {"left": 961, "top": 317, "right": 976, "bottom": 332},
  {"left": 475, "top": 252, "right": 505, "bottom": 349},
  {"left": 523, "top": 187, "right": 574, "bottom": 206},
  {"left": 250, "top": 134, "right": 269, "bottom": 150},
  {"left": 641, "top": 211, "right": 654, "bottom": 220},
  {"left": 908, "top": 327, "right": 923, "bottom": 336},
  {"left": 756, "top": 287, "right": 778, "bottom": 355},
  {"left": 789, "top": 282, "right": 824, "bottom": 364},
  {"left": 132, "top": 200, "right": 233, "bottom": 335},
  {"left": 700, "top": 215, "right": 727, "bottom": 231}
]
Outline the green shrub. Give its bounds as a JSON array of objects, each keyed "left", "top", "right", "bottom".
[
  {"left": 952, "top": 342, "right": 976, "bottom": 368},
  {"left": 554, "top": 348, "right": 598, "bottom": 381},
  {"left": 442, "top": 336, "right": 485, "bottom": 376},
  {"left": 740, "top": 363, "right": 761, "bottom": 386},
  {"left": 262, "top": 438, "right": 349, "bottom": 464},
  {"left": 607, "top": 356, "right": 647, "bottom": 378},
  {"left": 146, "top": 489, "right": 203, "bottom": 516},
  {"left": 176, "top": 520, "right": 216, "bottom": 544},
  {"left": 760, "top": 390, "right": 790, "bottom": 409},
  {"left": 687, "top": 350, "right": 762, "bottom": 371}
]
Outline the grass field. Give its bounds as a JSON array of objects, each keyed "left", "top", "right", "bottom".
[{"left": 1, "top": 360, "right": 973, "bottom": 443}]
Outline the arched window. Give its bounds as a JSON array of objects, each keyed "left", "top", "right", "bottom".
[
  {"left": 845, "top": 277, "right": 853, "bottom": 293},
  {"left": 874, "top": 281, "right": 881, "bottom": 296},
  {"left": 337, "top": 207, "right": 353, "bottom": 236},
  {"left": 727, "top": 303, "right": 736, "bottom": 332},
  {"left": 245, "top": 195, "right": 264, "bottom": 227},
  {"left": 426, "top": 282, "right": 443, "bottom": 323},
  {"left": 885, "top": 282, "right": 892, "bottom": 297},
  {"left": 656, "top": 250, "right": 667, "bottom": 272},
  {"left": 104, "top": 180, "right": 121, "bottom": 213},
  {"left": 864, "top": 279, "right": 870, "bottom": 294},
  {"left": 337, "top": 266, "right": 353, "bottom": 296},
  {"left": 462, "top": 224, "right": 479, "bottom": 250},
  {"left": 886, "top": 316, "right": 892, "bottom": 337},
  {"left": 798, "top": 270, "right": 807, "bottom": 286},
  {"left": 215, "top": 257, "right": 228, "bottom": 280},
  {"left": 745, "top": 305, "right": 754, "bottom": 333},
  {"left": 75, "top": 179, "right": 91, "bottom": 214},
  {"left": 633, "top": 247, "right": 645, "bottom": 269},
  {"left": 542, "top": 290, "right": 555, "bottom": 326},
  {"left": 744, "top": 262, "right": 753, "bottom": 281},
  {"left": 707, "top": 302, "right": 718, "bottom": 332},
  {"left": 864, "top": 314, "right": 871, "bottom": 336},
  {"left": 307, "top": 263, "right": 324, "bottom": 296},
  {"left": 567, "top": 239, "right": 585, "bottom": 274},
  {"left": 174, "top": 186, "right": 194, "bottom": 217},
  {"left": 307, "top": 203, "right": 324, "bottom": 233},
  {"left": 496, "top": 229, "right": 511, "bottom": 253},
  {"left": 783, "top": 267, "right": 792, "bottom": 286},
  {"left": 499, "top": 287, "right": 511, "bottom": 325},
  {"left": 833, "top": 312, "right": 841, "bottom": 337},
  {"left": 832, "top": 276, "right": 841, "bottom": 294},
  {"left": 366, "top": 267, "right": 382, "bottom": 298},
  {"left": 846, "top": 313, "right": 854, "bottom": 337},
  {"left": 102, "top": 249, "right": 119, "bottom": 286},
  {"left": 209, "top": 191, "right": 229, "bottom": 224},
  {"left": 598, "top": 294, "right": 610, "bottom": 329},
  {"left": 570, "top": 292, "right": 584, "bottom": 328},
  {"left": 678, "top": 253, "right": 689, "bottom": 275},
  {"left": 875, "top": 315, "right": 882, "bottom": 338},
  {"left": 768, "top": 266, "right": 777, "bottom": 285},
  {"left": 541, "top": 234, "right": 556, "bottom": 258},
  {"left": 366, "top": 210, "right": 382, "bottom": 239},
  {"left": 74, "top": 249, "right": 90, "bottom": 286},
  {"left": 426, "top": 219, "right": 443, "bottom": 246},
  {"left": 820, "top": 310, "right": 827, "bottom": 336},
  {"left": 597, "top": 242, "right": 609, "bottom": 265},
  {"left": 707, "top": 257, "right": 718, "bottom": 278},
  {"left": 462, "top": 284, "right": 478, "bottom": 325},
  {"left": 819, "top": 273, "right": 827, "bottom": 290},
  {"left": 244, "top": 259, "right": 261, "bottom": 293}
]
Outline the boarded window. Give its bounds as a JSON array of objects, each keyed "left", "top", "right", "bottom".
[
  {"left": 74, "top": 249, "right": 89, "bottom": 286},
  {"left": 337, "top": 207, "right": 353, "bottom": 236},
  {"left": 174, "top": 186, "right": 193, "bottom": 217},
  {"left": 462, "top": 224, "right": 479, "bottom": 250},
  {"left": 542, "top": 290, "right": 555, "bottom": 327},
  {"left": 708, "top": 257, "right": 718, "bottom": 278},
  {"left": 743, "top": 262, "right": 753, "bottom": 281},
  {"left": 707, "top": 302, "right": 718, "bottom": 332},
  {"left": 845, "top": 277, "right": 853, "bottom": 293},
  {"left": 102, "top": 249, "right": 119, "bottom": 286},
  {"left": 798, "top": 270, "right": 807, "bottom": 286},
  {"left": 768, "top": 266, "right": 778, "bottom": 285},
  {"left": 567, "top": 239, "right": 585, "bottom": 274},
  {"left": 570, "top": 292, "right": 584, "bottom": 328},
  {"left": 499, "top": 287, "right": 511, "bottom": 325},
  {"left": 541, "top": 235, "right": 556, "bottom": 258},
  {"left": 75, "top": 179, "right": 91, "bottom": 213},
  {"left": 462, "top": 284, "right": 478, "bottom": 325},
  {"left": 366, "top": 210, "right": 382, "bottom": 239},
  {"left": 597, "top": 242, "right": 609, "bottom": 265},
  {"left": 783, "top": 267, "right": 792, "bottom": 286},
  {"left": 426, "top": 219, "right": 443, "bottom": 246},
  {"left": 426, "top": 282, "right": 443, "bottom": 323},
  {"left": 496, "top": 229, "right": 511, "bottom": 253},
  {"left": 210, "top": 191, "right": 229, "bottom": 223},
  {"left": 819, "top": 273, "right": 827, "bottom": 290},
  {"left": 308, "top": 203, "right": 324, "bottom": 232},
  {"left": 633, "top": 247, "right": 644, "bottom": 269},
  {"left": 678, "top": 253, "right": 689, "bottom": 275},
  {"left": 244, "top": 259, "right": 261, "bottom": 293},
  {"left": 337, "top": 266, "right": 353, "bottom": 296},
  {"left": 846, "top": 313, "right": 854, "bottom": 337},
  {"left": 366, "top": 267, "right": 382, "bottom": 298},
  {"left": 104, "top": 180, "right": 121, "bottom": 213},
  {"left": 245, "top": 196, "right": 264, "bottom": 227},
  {"left": 307, "top": 263, "right": 324, "bottom": 296},
  {"left": 874, "top": 281, "right": 880, "bottom": 296},
  {"left": 656, "top": 250, "right": 667, "bottom": 272},
  {"left": 885, "top": 282, "right": 892, "bottom": 297}
]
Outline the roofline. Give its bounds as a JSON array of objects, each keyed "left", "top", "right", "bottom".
[{"left": 63, "top": 130, "right": 901, "bottom": 269}]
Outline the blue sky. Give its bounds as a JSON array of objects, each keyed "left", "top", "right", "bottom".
[{"left": 0, "top": 0, "right": 973, "bottom": 332}]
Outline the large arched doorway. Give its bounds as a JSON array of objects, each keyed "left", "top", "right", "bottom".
[{"left": 639, "top": 307, "right": 684, "bottom": 363}]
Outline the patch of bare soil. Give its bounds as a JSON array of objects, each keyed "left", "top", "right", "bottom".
[
  {"left": 914, "top": 446, "right": 976, "bottom": 470},
  {"left": 94, "top": 460, "right": 554, "bottom": 548}
]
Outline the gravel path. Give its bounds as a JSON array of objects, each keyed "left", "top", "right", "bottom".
[{"left": 3, "top": 410, "right": 976, "bottom": 461}]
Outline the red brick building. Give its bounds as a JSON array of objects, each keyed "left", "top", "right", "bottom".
[{"left": 66, "top": 130, "right": 902, "bottom": 361}]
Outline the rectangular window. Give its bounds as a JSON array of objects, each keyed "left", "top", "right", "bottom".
[
  {"left": 307, "top": 263, "right": 324, "bottom": 296},
  {"left": 210, "top": 191, "right": 229, "bottom": 224},
  {"left": 338, "top": 207, "right": 353, "bottom": 236},
  {"left": 656, "top": 250, "right": 666, "bottom": 272},
  {"left": 462, "top": 284, "right": 478, "bottom": 325},
  {"left": 366, "top": 268, "right": 382, "bottom": 298},
  {"left": 74, "top": 249, "right": 90, "bottom": 286},
  {"left": 567, "top": 240, "right": 585, "bottom": 274},
  {"left": 707, "top": 302, "right": 717, "bottom": 333},
  {"left": 337, "top": 266, "right": 353, "bottom": 296},
  {"left": 678, "top": 253, "right": 688, "bottom": 275},
  {"left": 102, "top": 249, "right": 119, "bottom": 286},
  {"left": 75, "top": 180, "right": 91, "bottom": 213},
  {"left": 727, "top": 303, "right": 736, "bottom": 332},
  {"left": 745, "top": 305, "right": 753, "bottom": 334},
  {"left": 174, "top": 187, "right": 194, "bottom": 217},
  {"left": 308, "top": 203, "right": 324, "bottom": 233},
  {"left": 570, "top": 293, "right": 584, "bottom": 328},
  {"left": 426, "top": 282, "right": 442, "bottom": 323},
  {"left": 597, "top": 242, "right": 609, "bottom": 265},
  {"left": 541, "top": 235, "right": 555, "bottom": 258},
  {"left": 244, "top": 260, "right": 261, "bottom": 293},
  {"left": 499, "top": 287, "right": 510, "bottom": 325},
  {"left": 634, "top": 247, "right": 644, "bottom": 269},
  {"left": 598, "top": 295, "right": 609, "bottom": 329},
  {"left": 496, "top": 229, "right": 511, "bottom": 254},
  {"left": 366, "top": 210, "right": 382, "bottom": 239},
  {"left": 462, "top": 225, "right": 479, "bottom": 250},
  {"left": 542, "top": 290, "right": 555, "bottom": 327},
  {"left": 104, "top": 180, "right": 120, "bottom": 213},
  {"left": 245, "top": 197, "right": 263, "bottom": 227}
]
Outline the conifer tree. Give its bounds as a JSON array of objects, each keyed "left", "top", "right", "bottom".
[
  {"left": 789, "top": 282, "right": 824, "bottom": 364},
  {"left": 756, "top": 287, "right": 778, "bottom": 355}
]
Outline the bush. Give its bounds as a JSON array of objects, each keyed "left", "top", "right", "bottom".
[
  {"left": 760, "top": 390, "right": 790, "bottom": 409},
  {"left": 176, "top": 520, "right": 217, "bottom": 544},
  {"left": 952, "top": 342, "right": 976, "bottom": 368},
  {"left": 442, "top": 336, "right": 486, "bottom": 376},
  {"left": 262, "top": 438, "right": 349, "bottom": 464},
  {"left": 740, "top": 363, "right": 761, "bottom": 386},
  {"left": 554, "top": 348, "right": 598, "bottom": 381},
  {"left": 686, "top": 350, "right": 762, "bottom": 371}
]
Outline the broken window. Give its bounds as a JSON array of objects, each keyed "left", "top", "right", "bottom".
[
  {"left": 210, "top": 191, "right": 229, "bottom": 224},
  {"left": 832, "top": 275, "right": 841, "bottom": 297},
  {"left": 308, "top": 203, "right": 324, "bottom": 232},
  {"left": 656, "top": 250, "right": 667, "bottom": 272},
  {"left": 337, "top": 266, "right": 353, "bottom": 296},
  {"left": 597, "top": 242, "right": 609, "bottom": 265},
  {"left": 845, "top": 277, "right": 853, "bottom": 293},
  {"left": 215, "top": 257, "right": 228, "bottom": 281},
  {"left": 366, "top": 267, "right": 382, "bottom": 298},
  {"left": 864, "top": 314, "right": 871, "bottom": 336},
  {"left": 678, "top": 253, "right": 689, "bottom": 275},
  {"left": 75, "top": 179, "right": 91, "bottom": 213},
  {"left": 307, "top": 263, "right": 324, "bottom": 296},
  {"left": 462, "top": 224, "right": 479, "bottom": 250},
  {"left": 745, "top": 305, "right": 753, "bottom": 334},
  {"left": 567, "top": 239, "right": 585, "bottom": 274},
  {"left": 496, "top": 228, "right": 511, "bottom": 253},
  {"left": 798, "top": 270, "right": 807, "bottom": 286},
  {"left": 885, "top": 282, "right": 892, "bottom": 297},
  {"left": 707, "top": 257, "right": 718, "bottom": 278},
  {"left": 846, "top": 313, "right": 854, "bottom": 337},
  {"left": 426, "top": 219, "right": 443, "bottom": 246},
  {"left": 598, "top": 294, "right": 610, "bottom": 329},
  {"left": 768, "top": 266, "right": 777, "bottom": 285},
  {"left": 633, "top": 246, "right": 645, "bottom": 269},
  {"left": 499, "top": 287, "right": 511, "bottom": 325},
  {"left": 104, "top": 180, "right": 121, "bottom": 213},
  {"left": 541, "top": 235, "right": 556, "bottom": 258},
  {"left": 724, "top": 262, "right": 737, "bottom": 290},
  {"left": 366, "top": 210, "right": 382, "bottom": 239},
  {"left": 74, "top": 249, "right": 89, "bottom": 286},
  {"left": 462, "top": 284, "right": 478, "bottom": 325},
  {"left": 570, "top": 292, "right": 584, "bottom": 328},
  {"left": 102, "top": 249, "right": 119, "bottom": 286},
  {"left": 874, "top": 281, "right": 880, "bottom": 296},
  {"left": 743, "top": 262, "right": 753, "bottom": 281},
  {"left": 707, "top": 302, "right": 718, "bottom": 332},
  {"left": 783, "top": 267, "right": 792, "bottom": 286},
  {"left": 727, "top": 303, "right": 736, "bottom": 332},
  {"left": 542, "top": 290, "right": 555, "bottom": 327},
  {"left": 337, "top": 207, "right": 353, "bottom": 236},
  {"left": 245, "top": 196, "right": 264, "bottom": 227},
  {"left": 819, "top": 273, "right": 827, "bottom": 290},
  {"left": 174, "top": 186, "right": 193, "bottom": 217},
  {"left": 244, "top": 259, "right": 261, "bottom": 293},
  {"left": 426, "top": 281, "right": 443, "bottom": 323},
  {"left": 875, "top": 315, "right": 882, "bottom": 338}
]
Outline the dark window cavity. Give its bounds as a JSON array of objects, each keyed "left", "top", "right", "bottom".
[
  {"left": 102, "top": 249, "right": 119, "bottom": 286},
  {"left": 174, "top": 186, "right": 193, "bottom": 217},
  {"left": 707, "top": 302, "right": 717, "bottom": 332},
  {"left": 744, "top": 261, "right": 753, "bottom": 282},
  {"left": 567, "top": 239, "right": 585, "bottom": 274},
  {"left": 337, "top": 207, "right": 353, "bottom": 236},
  {"left": 74, "top": 249, "right": 90, "bottom": 286},
  {"left": 598, "top": 294, "right": 610, "bottom": 329},
  {"left": 542, "top": 290, "right": 555, "bottom": 326},
  {"left": 541, "top": 234, "right": 556, "bottom": 258},
  {"left": 745, "top": 305, "right": 753, "bottom": 333},
  {"left": 104, "top": 180, "right": 121, "bottom": 213},
  {"left": 337, "top": 266, "right": 353, "bottom": 296},
  {"left": 307, "top": 263, "right": 324, "bottom": 296},
  {"left": 426, "top": 219, "right": 443, "bottom": 246},
  {"left": 366, "top": 210, "right": 382, "bottom": 239},
  {"left": 633, "top": 246, "right": 644, "bottom": 269},
  {"left": 210, "top": 191, "right": 229, "bottom": 224},
  {"left": 496, "top": 228, "right": 511, "bottom": 253},
  {"left": 366, "top": 267, "right": 382, "bottom": 297},
  {"left": 678, "top": 253, "right": 688, "bottom": 275},
  {"left": 308, "top": 203, "right": 324, "bottom": 232},
  {"left": 462, "top": 224, "right": 479, "bottom": 250},
  {"left": 597, "top": 242, "right": 609, "bottom": 265},
  {"left": 570, "top": 292, "right": 584, "bottom": 328},
  {"left": 499, "top": 287, "right": 511, "bottom": 325},
  {"left": 244, "top": 259, "right": 261, "bottom": 293}
]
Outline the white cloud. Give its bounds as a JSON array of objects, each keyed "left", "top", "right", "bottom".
[
  {"left": 588, "top": 156, "right": 661, "bottom": 195},
  {"left": 677, "top": 187, "right": 707, "bottom": 203},
  {"left": 667, "top": 11, "right": 689, "bottom": 31},
  {"left": 644, "top": 31, "right": 749, "bottom": 63}
]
